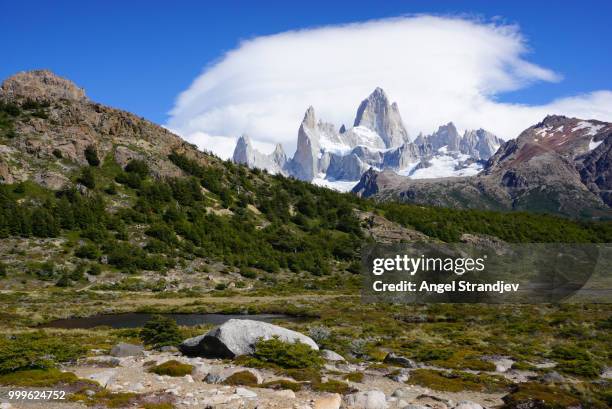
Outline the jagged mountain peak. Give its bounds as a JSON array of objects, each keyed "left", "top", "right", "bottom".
[
  {"left": 0, "top": 69, "right": 87, "bottom": 102},
  {"left": 302, "top": 106, "right": 317, "bottom": 128},
  {"left": 353, "top": 87, "right": 409, "bottom": 148}
]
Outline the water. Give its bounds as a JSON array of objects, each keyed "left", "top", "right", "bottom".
[{"left": 41, "top": 312, "right": 309, "bottom": 329}]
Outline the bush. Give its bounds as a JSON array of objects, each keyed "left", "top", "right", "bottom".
[
  {"left": 260, "top": 379, "right": 302, "bottom": 391},
  {"left": 75, "top": 243, "right": 100, "bottom": 259},
  {"left": 222, "top": 370, "right": 258, "bottom": 386},
  {"left": 77, "top": 167, "right": 96, "bottom": 189},
  {"left": 251, "top": 337, "right": 323, "bottom": 369},
  {"left": 0, "top": 332, "right": 87, "bottom": 373},
  {"left": 148, "top": 360, "right": 193, "bottom": 377},
  {"left": 125, "top": 159, "right": 149, "bottom": 178},
  {"left": 139, "top": 315, "right": 182, "bottom": 348},
  {"left": 312, "top": 379, "right": 352, "bottom": 394},
  {"left": 84, "top": 145, "right": 100, "bottom": 166}
]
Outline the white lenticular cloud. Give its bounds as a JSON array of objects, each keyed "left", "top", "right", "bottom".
[{"left": 166, "top": 15, "right": 612, "bottom": 159}]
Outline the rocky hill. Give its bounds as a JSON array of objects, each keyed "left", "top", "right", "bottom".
[
  {"left": 0, "top": 70, "right": 214, "bottom": 189},
  {"left": 232, "top": 88, "right": 503, "bottom": 188},
  {"left": 353, "top": 115, "right": 612, "bottom": 218}
]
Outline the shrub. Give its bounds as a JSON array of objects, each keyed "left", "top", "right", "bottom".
[
  {"left": 125, "top": 159, "right": 149, "bottom": 178},
  {"left": 312, "top": 379, "right": 352, "bottom": 394},
  {"left": 75, "top": 243, "right": 100, "bottom": 259},
  {"left": 139, "top": 315, "right": 182, "bottom": 348},
  {"left": 251, "top": 337, "right": 323, "bottom": 369},
  {"left": 149, "top": 360, "right": 193, "bottom": 377},
  {"left": 77, "top": 167, "right": 96, "bottom": 189},
  {"left": 222, "top": 370, "right": 258, "bottom": 386},
  {"left": 260, "top": 379, "right": 302, "bottom": 391},
  {"left": 344, "top": 372, "right": 364, "bottom": 382},
  {"left": 84, "top": 145, "right": 100, "bottom": 166},
  {"left": 502, "top": 382, "right": 581, "bottom": 408},
  {"left": 0, "top": 332, "right": 87, "bottom": 373},
  {"left": 308, "top": 326, "right": 331, "bottom": 344}
]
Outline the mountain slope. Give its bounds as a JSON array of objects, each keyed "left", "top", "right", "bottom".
[
  {"left": 354, "top": 115, "right": 612, "bottom": 218},
  {"left": 0, "top": 70, "right": 214, "bottom": 189}
]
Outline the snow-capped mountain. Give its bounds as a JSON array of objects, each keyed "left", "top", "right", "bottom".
[{"left": 232, "top": 88, "right": 503, "bottom": 190}]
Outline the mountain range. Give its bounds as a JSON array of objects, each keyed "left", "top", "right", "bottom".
[
  {"left": 232, "top": 88, "right": 504, "bottom": 189},
  {"left": 1, "top": 70, "right": 610, "bottom": 220},
  {"left": 354, "top": 115, "right": 612, "bottom": 218}
]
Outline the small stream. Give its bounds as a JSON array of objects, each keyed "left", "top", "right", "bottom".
[{"left": 41, "top": 312, "right": 310, "bottom": 329}]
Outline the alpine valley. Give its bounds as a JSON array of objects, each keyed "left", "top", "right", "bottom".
[{"left": 1, "top": 71, "right": 611, "bottom": 409}]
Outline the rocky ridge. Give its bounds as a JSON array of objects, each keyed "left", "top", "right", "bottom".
[
  {"left": 354, "top": 115, "right": 612, "bottom": 218},
  {"left": 232, "top": 88, "right": 503, "bottom": 189},
  {"left": 0, "top": 70, "right": 214, "bottom": 189}
]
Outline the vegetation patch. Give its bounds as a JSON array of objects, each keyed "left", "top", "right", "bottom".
[
  {"left": 0, "top": 331, "right": 87, "bottom": 373},
  {"left": 148, "top": 360, "right": 193, "bottom": 377},
  {"left": 409, "top": 369, "right": 513, "bottom": 393},
  {"left": 260, "top": 379, "right": 302, "bottom": 391},
  {"left": 502, "top": 382, "right": 581, "bottom": 409},
  {"left": 71, "top": 389, "right": 139, "bottom": 408},
  {"left": 222, "top": 370, "right": 259, "bottom": 386},
  {"left": 312, "top": 379, "right": 353, "bottom": 394},
  {"left": 139, "top": 315, "right": 182, "bottom": 348},
  {"left": 0, "top": 369, "right": 82, "bottom": 386},
  {"left": 247, "top": 337, "right": 323, "bottom": 369},
  {"left": 343, "top": 371, "right": 364, "bottom": 382}
]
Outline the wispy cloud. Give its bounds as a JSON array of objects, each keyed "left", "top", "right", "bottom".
[{"left": 167, "top": 15, "right": 612, "bottom": 159}]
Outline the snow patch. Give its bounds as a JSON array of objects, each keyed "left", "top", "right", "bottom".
[
  {"left": 589, "top": 139, "right": 604, "bottom": 151},
  {"left": 409, "top": 153, "right": 483, "bottom": 179},
  {"left": 572, "top": 121, "right": 604, "bottom": 136},
  {"left": 312, "top": 177, "right": 359, "bottom": 192}
]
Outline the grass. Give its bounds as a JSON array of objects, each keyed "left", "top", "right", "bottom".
[
  {"left": 148, "top": 360, "right": 193, "bottom": 377},
  {"left": 312, "top": 379, "right": 353, "bottom": 394},
  {"left": 260, "top": 379, "right": 303, "bottom": 391},
  {"left": 0, "top": 368, "right": 82, "bottom": 386},
  {"left": 409, "top": 369, "right": 513, "bottom": 393},
  {"left": 222, "top": 370, "right": 259, "bottom": 386},
  {"left": 343, "top": 372, "right": 364, "bottom": 382},
  {"left": 71, "top": 390, "right": 139, "bottom": 408}
]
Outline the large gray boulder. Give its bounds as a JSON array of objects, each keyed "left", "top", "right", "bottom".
[{"left": 179, "top": 319, "right": 319, "bottom": 358}]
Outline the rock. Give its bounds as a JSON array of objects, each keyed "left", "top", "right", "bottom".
[
  {"left": 453, "top": 401, "right": 483, "bottom": 409},
  {"left": 110, "top": 343, "right": 144, "bottom": 357},
  {"left": 313, "top": 393, "right": 342, "bottom": 409},
  {"left": 354, "top": 87, "right": 409, "bottom": 148},
  {"left": 384, "top": 353, "right": 416, "bottom": 368},
  {"left": 391, "top": 388, "right": 413, "bottom": 399},
  {"left": 204, "top": 367, "right": 263, "bottom": 384},
  {"left": 184, "top": 374, "right": 194, "bottom": 383},
  {"left": 235, "top": 387, "right": 257, "bottom": 398},
  {"left": 179, "top": 319, "right": 318, "bottom": 358},
  {"left": 233, "top": 134, "right": 287, "bottom": 175},
  {"left": 274, "top": 389, "right": 296, "bottom": 399},
  {"left": 483, "top": 355, "right": 514, "bottom": 372},
  {"left": 345, "top": 390, "right": 388, "bottom": 409},
  {"left": 541, "top": 371, "right": 565, "bottom": 384},
  {"left": 127, "top": 382, "right": 144, "bottom": 392},
  {"left": 388, "top": 368, "right": 411, "bottom": 382},
  {"left": 321, "top": 349, "right": 346, "bottom": 362},
  {"left": 402, "top": 405, "right": 428, "bottom": 409},
  {"left": 87, "top": 370, "right": 116, "bottom": 387},
  {"left": 0, "top": 403, "right": 12, "bottom": 409},
  {"left": 159, "top": 345, "right": 178, "bottom": 353}
]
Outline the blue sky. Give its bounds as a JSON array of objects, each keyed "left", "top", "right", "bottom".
[{"left": 2, "top": 0, "right": 611, "bottom": 126}]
